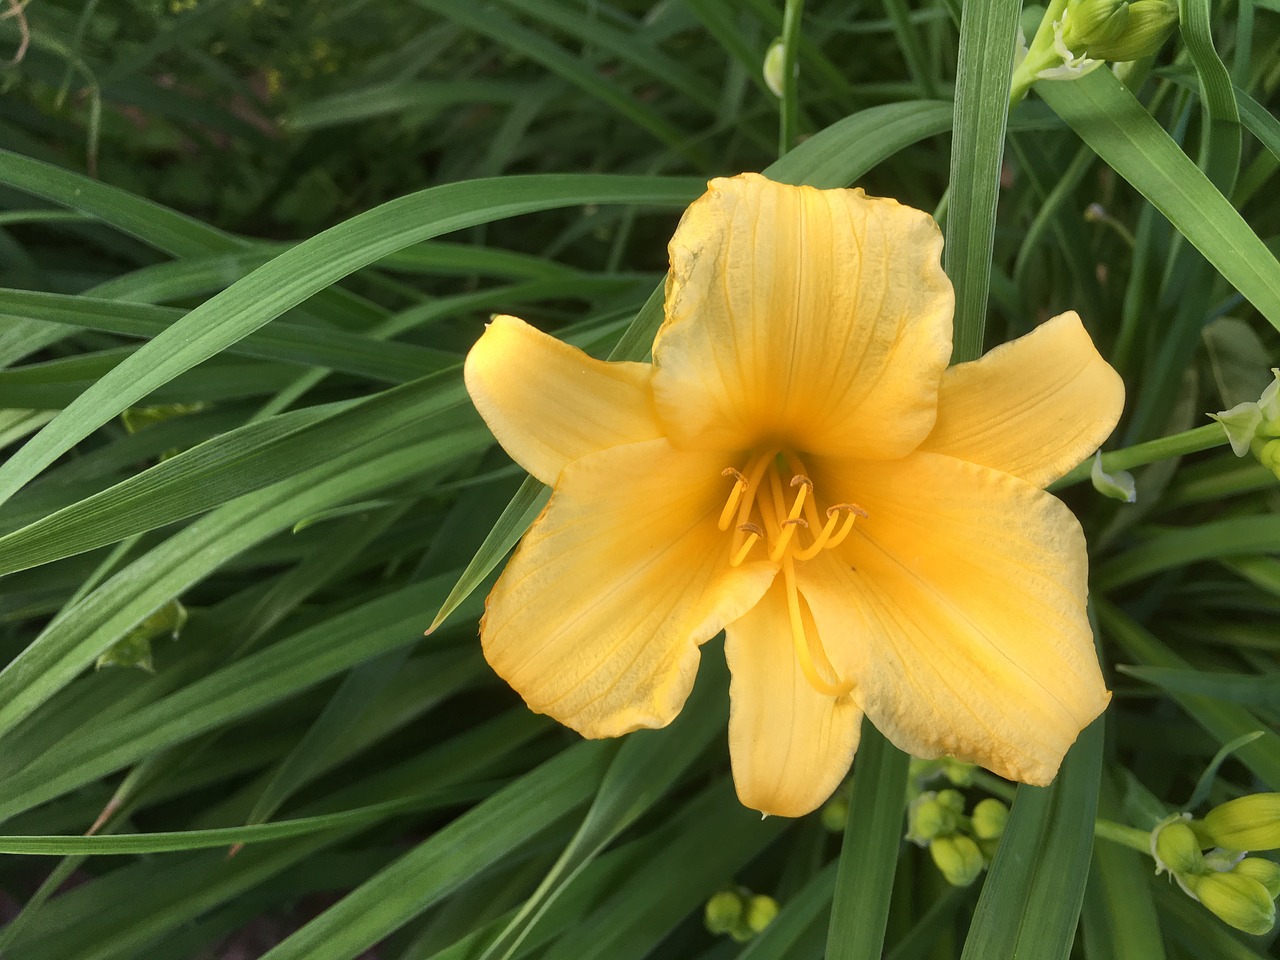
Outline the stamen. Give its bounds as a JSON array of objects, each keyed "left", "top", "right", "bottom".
[
  {"left": 730, "top": 523, "right": 764, "bottom": 566},
  {"left": 782, "top": 558, "right": 855, "bottom": 697},
  {"left": 768, "top": 476, "right": 812, "bottom": 561},
  {"left": 793, "top": 503, "right": 866, "bottom": 560},
  {"left": 824, "top": 502, "right": 867, "bottom": 550},
  {"left": 735, "top": 453, "right": 774, "bottom": 532},
  {"left": 718, "top": 468, "right": 748, "bottom": 531}
]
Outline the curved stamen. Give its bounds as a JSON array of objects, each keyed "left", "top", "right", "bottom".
[
  {"left": 731, "top": 523, "right": 764, "bottom": 566},
  {"left": 824, "top": 502, "right": 867, "bottom": 551},
  {"left": 782, "top": 558, "right": 855, "bottom": 697},
  {"left": 718, "top": 468, "right": 748, "bottom": 530},
  {"left": 768, "top": 477, "right": 812, "bottom": 561},
  {"left": 793, "top": 503, "right": 866, "bottom": 560}
]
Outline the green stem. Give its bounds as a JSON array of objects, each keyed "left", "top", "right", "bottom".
[
  {"left": 1009, "top": 0, "right": 1070, "bottom": 105},
  {"left": 1051, "top": 423, "right": 1231, "bottom": 490},
  {"left": 778, "top": 0, "right": 806, "bottom": 157},
  {"left": 1094, "top": 817, "right": 1154, "bottom": 853}
]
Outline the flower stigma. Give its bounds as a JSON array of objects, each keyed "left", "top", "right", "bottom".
[{"left": 718, "top": 452, "right": 866, "bottom": 698}]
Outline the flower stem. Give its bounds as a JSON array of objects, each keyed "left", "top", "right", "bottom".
[
  {"left": 778, "top": 0, "right": 806, "bottom": 158},
  {"left": 1094, "top": 817, "right": 1154, "bottom": 853},
  {"left": 1009, "top": 0, "right": 1070, "bottom": 105},
  {"left": 1051, "top": 423, "right": 1231, "bottom": 491}
]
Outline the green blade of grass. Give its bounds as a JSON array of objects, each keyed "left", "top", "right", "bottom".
[
  {"left": 825, "top": 723, "right": 910, "bottom": 960},
  {"left": 256, "top": 741, "right": 615, "bottom": 960},
  {"left": 944, "top": 0, "right": 1021, "bottom": 362},
  {"left": 959, "top": 716, "right": 1103, "bottom": 960},
  {"left": 0, "top": 173, "right": 703, "bottom": 507},
  {"left": 0, "top": 428, "right": 487, "bottom": 753},
  {"left": 1036, "top": 68, "right": 1280, "bottom": 333}
]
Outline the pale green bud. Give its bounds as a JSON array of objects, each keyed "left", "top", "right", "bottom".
[
  {"left": 1060, "top": 0, "right": 1129, "bottom": 51},
  {"left": 971, "top": 798, "right": 1010, "bottom": 840},
  {"left": 1211, "top": 401, "right": 1265, "bottom": 457},
  {"left": 744, "top": 895, "right": 779, "bottom": 933},
  {"left": 1202, "top": 794, "right": 1280, "bottom": 851},
  {"left": 908, "top": 791, "right": 961, "bottom": 844},
  {"left": 821, "top": 794, "right": 849, "bottom": 832},
  {"left": 704, "top": 890, "right": 743, "bottom": 935},
  {"left": 1234, "top": 858, "right": 1280, "bottom": 899},
  {"left": 1080, "top": 0, "right": 1178, "bottom": 60},
  {"left": 941, "top": 760, "right": 976, "bottom": 786},
  {"left": 1091, "top": 451, "right": 1136, "bottom": 503},
  {"left": 930, "top": 835, "right": 985, "bottom": 887},
  {"left": 1259, "top": 369, "right": 1280, "bottom": 422},
  {"left": 1187, "top": 871, "right": 1277, "bottom": 936},
  {"left": 1153, "top": 820, "right": 1206, "bottom": 876},
  {"left": 96, "top": 598, "right": 188, "bottom": 672},
  {"left": 763, "top": 39, "right": 786, "bottom": 98},
  {"left": 1257, "top": 439, "right": 1280, "bottom": 479}
]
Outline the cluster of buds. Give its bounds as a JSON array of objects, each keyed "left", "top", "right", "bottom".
[
  {"left": 1052, "top": 0, "right": 1179, "bottom": 64},
  {"left": 906, "top": 788, "right": 1010, "bottom": 888},
  {"left": 1010, "top": 0, "right": 1179, "bottom": 102},
  {"left": 704, "top": 887, "right": 779, "bottom": 943},
  {"left": 1152, "top": 794, "right": 1280, "bottom": 935},
  {"left": 1212, "top": 370, "right": 1280, "bottom": 480}
]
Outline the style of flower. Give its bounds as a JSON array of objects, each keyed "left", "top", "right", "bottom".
[{"left": 463, "top": 173, "right": 1124, "bottom": 817}]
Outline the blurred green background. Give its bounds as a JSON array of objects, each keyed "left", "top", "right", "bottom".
[{"left": 0, "top": 1, "right": 1278, "bottom": 958}]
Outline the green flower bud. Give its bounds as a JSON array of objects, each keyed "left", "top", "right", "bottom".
[
  {"left": 972, "top": 798, "right": 1010, "bottom": 840},
  {"left": 1202, "top": 794, "right": 1280, "bottom": 851},
  {"left": 908, "top": 791, "right": 961, "bottom": 844},
  {"left": 1259, "top": 369, "right": 1280, "bottom": 423},
  {"left": 762, "top": 39, "right": 786, "bottom": 98},
  {"left": 1091, "top": 451, "right": 1137, "bottom": 503},
  {"left": 1234, "top": 858, "right": 1280, "bottom": 899},
  {"left": 1186, "top": 871, "right": 1277, "bottom": 936},
  {"left": 930, "top": 835, "right": 985, "bottom": 887},
  {"left": 705, "top": 890, "right": 744, "bottom": 935},
  {"left": 942, "top": 758, "right": 976, "bottom": 786},
  {"left": 1153, "top": 820, "right": 1206, "bottom": 876},
  {"left": 1059, "top": 0, "right": 1130, "bottom": 51},
  {"left": 744, "top": 895, "right": 779, "bottom": 933},
  {"left": 1211, "top": 401, "right": 1265, "bottom": 457},
  {"left": 1080, "top": 0, "right": 1178, "bottom": 60},
  {"left": 1257, "top": 438, "right": 1280, "bottom": 479},
  {"left": 821, "top": 794, "right": 849, "bottom": 833}
]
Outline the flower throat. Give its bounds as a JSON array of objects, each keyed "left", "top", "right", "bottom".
[{"left": 717, "top": 451, "right": 865, "bottom": 698}]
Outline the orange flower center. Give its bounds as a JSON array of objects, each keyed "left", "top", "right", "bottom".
[{"left": 717, "top": 451, "right": 864, "bottom": 698}]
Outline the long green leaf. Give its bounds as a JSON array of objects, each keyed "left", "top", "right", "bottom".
[
  {"left": 1037, "top": 69, "right": 1280, "bottom": 333},
  {"left": 0, "top": 174, "right": 703, "bottom": 507},
  {"left": 944, "top": 0, "right": 1021, "bottom": 362},
  {"left": 960, "top": 717, "right": 1103, "bottom": 959},
  {"left": 826, "top": 723, "right": 910, "bottom": 960}
]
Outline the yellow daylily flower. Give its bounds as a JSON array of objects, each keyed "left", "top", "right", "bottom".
[{"left": 464, "top": 173, "right": 1124, "bottom": 818}]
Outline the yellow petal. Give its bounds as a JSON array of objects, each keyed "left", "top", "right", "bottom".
[
  {"left": 919, "top": 311, "right": 1125, "bottom": 487},
  {"left": 725, "top": 580, "right": 863, "bottom": 817},
  {"left": 464, "top": 314, "right": 663, "bottom": 485},
  {"left": 800, "top": 451, "right": 1110, "bottom": 785},
  {"left": 652, "top": 173, "right": 953, "bottom": 460},
  {"left": 482, "top": 438, "right": 777, "bottom": 738}
]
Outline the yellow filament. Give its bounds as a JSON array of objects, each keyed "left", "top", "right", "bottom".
[
  {"left": 718, "top": 468, "right": 748, "bottom": 531},
  {"left": 793, "top": 503, "right": 865, "bottom": 560},
  {"left": 731, "top": 523, "right": 763, "bottom": 566},
  {"left": 782, "top": 558, "right": 855, "bottom": 697},
  {"left": 768, "top": 476, "right": 811, "bottom": 561},
  {"left": 824, "top": 503, "right": 867, "bottom": 550}
]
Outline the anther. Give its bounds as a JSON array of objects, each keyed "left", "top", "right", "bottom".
[{"left": 730, "top": 523, "right": 764, "bottom": 566}]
